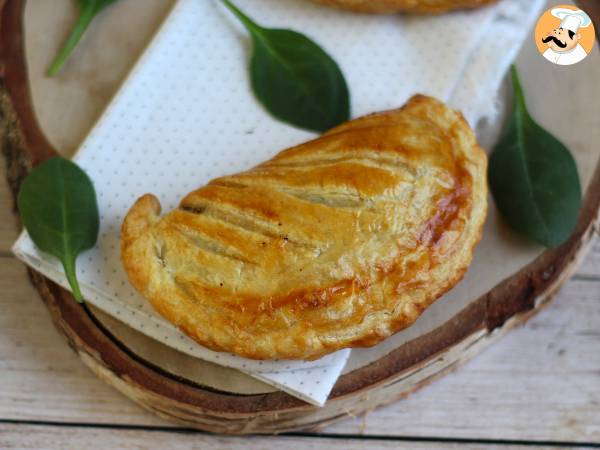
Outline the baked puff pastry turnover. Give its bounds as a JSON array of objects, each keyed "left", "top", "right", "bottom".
[
  {"left": 311, "top": 0, "right": 496, "bottom": 14},
  {"left": 122, "top": 95, "right": 488, "bottom": 361}
]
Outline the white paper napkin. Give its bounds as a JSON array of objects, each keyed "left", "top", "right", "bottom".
[{"left": 13, "top": 0, "right": 544, "bottom": 406}]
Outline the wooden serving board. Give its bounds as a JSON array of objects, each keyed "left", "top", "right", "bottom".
[{"left": 1, "top": 0, "right": 600, "bottom": 434}]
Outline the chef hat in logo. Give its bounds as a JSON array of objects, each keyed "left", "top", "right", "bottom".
[{"left": 551, "top": 7, "right": 592, "bottom": 33}]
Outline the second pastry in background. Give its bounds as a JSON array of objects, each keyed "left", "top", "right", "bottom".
[{"left": 311, "top": 0, "right": 497, "bottom": 14}]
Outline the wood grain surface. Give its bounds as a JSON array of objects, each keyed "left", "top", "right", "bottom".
[
  {"left": 1, "top": 0, "right": 599, "bottom": 447},
  {"left": 2, "top": 424, "right": 594, "bottom": 450}
]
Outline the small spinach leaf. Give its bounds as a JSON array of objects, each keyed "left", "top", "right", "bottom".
[
  {"left": 221, "top": 0, "right": 350, "bottom": 132},
  {"left": 17, "top": 157, "right": 100, "bottom": 303},
  {"left": 48, "top": 0, "right": 118, "bottom": 76},
  {"left": 489, "top": 66, "right": 582, "bottom": 248}
]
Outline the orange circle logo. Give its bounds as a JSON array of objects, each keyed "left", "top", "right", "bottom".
[{"left": 534, "top": 5, "right": 595, "bottom": 66}]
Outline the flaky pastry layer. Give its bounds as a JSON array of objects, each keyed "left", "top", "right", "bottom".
[{"left": 121, "top": 95, "right": 487, "bottom": 360}]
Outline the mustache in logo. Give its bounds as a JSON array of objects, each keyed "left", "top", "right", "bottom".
[{"left": 542, "top": 35, "right": 567, "bottom": 48}]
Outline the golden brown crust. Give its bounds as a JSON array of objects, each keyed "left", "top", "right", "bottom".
[
  {"left": 121, "top": 95, "right": 488, "bottom": 360},
  {"left": 311, "top": 0, "right": 497, "bottom": 14}
]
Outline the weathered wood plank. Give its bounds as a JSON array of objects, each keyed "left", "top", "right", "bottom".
[
  {"left": 1, "top": 256, "right": 599, "bottom": 441},
  {"left": 0, "top": 423, "right": 589, "bottom": 450},
  {"left": 329, "top": 273, "right": 600, "bottom": 441},
  {"left": 577, "top": 238, "right": 600, "bottom": 279},
  {"left": 0, "top": 156, "right": 18, "bottom": 254},
  {"left": 0, "top": 258, "right": 168, "bottom": 427}
]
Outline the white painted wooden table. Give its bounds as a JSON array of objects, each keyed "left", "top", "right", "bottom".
[{"left": 1, "top": 0, "right": 600, "bottom": 447}]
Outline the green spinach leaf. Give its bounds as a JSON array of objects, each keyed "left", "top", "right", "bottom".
[
  {"left": 489, "top": 66, "right": 581, "bottom": 248},
  {"left": 48, "top": 0, "right": 118, "bottom": 76},
  {"left": 17, "top": 157, "right": 100, "bottom": 303},
  {"left": 221, "top": 0, "right": 350, "bottom": 132}
]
